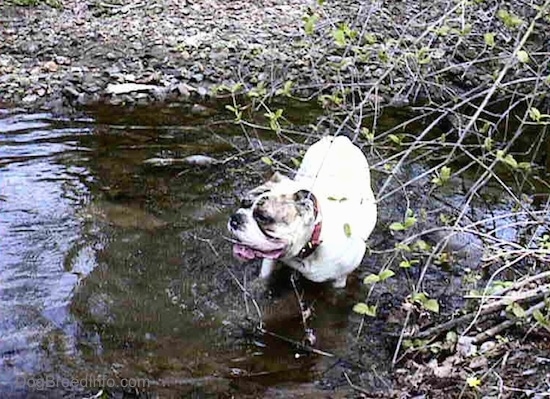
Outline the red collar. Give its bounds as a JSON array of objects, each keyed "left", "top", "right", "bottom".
[{"left": 297, "top": 195, "right": 322, "bottom": 259}]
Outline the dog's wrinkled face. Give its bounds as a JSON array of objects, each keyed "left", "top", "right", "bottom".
[{"left": 228, "top": 173, "right": 316, "bottom": 261}]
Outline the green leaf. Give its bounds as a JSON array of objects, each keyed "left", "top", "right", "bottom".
[
  {"left": 440, "top": 166, "right": 451, "bottom": 180},
  {"left": 332, "top": 28, "right": 347, "bottom": 46},
  {"left": 533, "top": 309, "right": 546, "bottom": 324},
  {"left": 395, "top": 243, "right": 411, "bottom": 252},
  {"left": 353, "top": 302, "right": 377, "bottom": 317},
  {"left": 291, "top": 157, "right": 301, "bottom": 167},
  {"left": 378, "top": 269, "right": 395, "bottom": 281},
  {"left": 365, "top": 33, "right": 377, "bottom": 44},
  {"left": 412, "top": 292, "right": 428, "bottom": 303},
  {"left": 363, "top": 274, "right": 380, "bottom": 285},
  {"left": 467, "top": 376, "right": 482, "bottom": 388},
  {"left": 480, "top": 122, "right": 491, "bottom": 134},
  {"left": 361, "top": 127, "right": 375, "bottom": 142},
  {"left": 504, "top": 154, "right": 518, "bottom": 169},
  {"left": 343, "top": 223, "right": 352, "bottom": 237},
  {"left": 399, "top": 259, "right": 419, "bottom": 268},
  {"left": 417, "top": 47, "right": 432, "bottom": 64},
  {"left": 529, "top": 107, "right": 542, "bottom": 122},
  {"left": 484, "top": 32, "right": 495, "bottom": 47},
  {"left": 497, "top": 9, "right": 523, "bottom": 29},
  {"left": 445, "top": 331, "right": 458, "bottom": 344},
  {"left": 516, "top": 50, "right": 529, "bottom": 63},
  {"left": 496, "top": 150, "right": 518, "bottom": 169},
  {"left": 460, "top": 23, "right": 472, "bottom": 36},
  {"left": 432, "top": 166, "right": 452, "bottom": 186},
  {"left": 483, "top": 137, "right": 493, "bottom": 150},
  {"left": 353, "top": 302, "right": 369, "bottom": 314},
  {"left": 303, "top": 15, "right": 319, "bottom": 35},
  {"left": 231, "top": 83, "right": 244, "bottom": 93},
  {"left": 510, "top": 302, "right": 526, "bottom": 318},
  {"left": 388, "top": 134, "right": 402, "bottom": 145},
  {"left": 389, "top": 222, "right": 405, "bottom": 231},
  {"left": 261, "top": 156, "right": 273, "bottom": 166},
  {"left": 364, "top": 305, "right": 377, "bottom": 317},
  {"left": 276, "top": 81, "right": 294, "bottom": 97},
  {"left": 424, "top": 299, "right": 440, "bottom": 313},
  {"left": 435, "top": 25, "right": 451, "bottom": 36},
  {"left": 403, "top": 215, "right": 417, "bottom": 229},
  {"left": 414, "top": 240, "right": 431, "bottom": 251},
  {"left": 328, "top": 196, "right": 347, "bottom": 202}
]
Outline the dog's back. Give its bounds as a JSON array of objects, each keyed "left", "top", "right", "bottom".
[
  {"left": 295, "top": 135, "right": 376, "bottom": 243},
  {"left": 295, "top": 135, "right": 374, "bottom": 202}
]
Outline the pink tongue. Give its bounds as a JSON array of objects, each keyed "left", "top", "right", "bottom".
[
  {"left": 232, "top": 244, "right": 285, "bottom": 261},
  {"left": 233, "top": 244, "right": 256, "bottom": 260}
]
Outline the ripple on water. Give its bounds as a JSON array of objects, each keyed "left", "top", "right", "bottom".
[{"left": 0, "top": 110, "right": 96, "bottom": 386}]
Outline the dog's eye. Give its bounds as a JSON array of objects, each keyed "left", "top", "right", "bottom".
[
  {"left": 240, "top": 198, "right": 253, "bottom": 208},
  {"left": 254, "top": 212, "right": 274, "bottom": 224}
]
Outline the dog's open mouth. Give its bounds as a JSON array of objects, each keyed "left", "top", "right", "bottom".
[{"left": 232, "top": 242, "right": 286, "bottom": 261}]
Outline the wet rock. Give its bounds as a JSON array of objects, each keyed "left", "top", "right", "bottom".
[
  {"left": 190, "top": 103, "right": 213, "bottom": 115},
  {"left": 105, "top": 83, "right": 162, "bottom": 95},
  {"left": 144, "top": 155, "right": 218, "bottom": 167},
  {"left": 182, "top": 155, "right": 218, "bottom": 166}
]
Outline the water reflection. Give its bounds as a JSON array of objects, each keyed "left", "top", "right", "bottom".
[
  {"left": 0, "top": 111, "right": 95, "bottom": 390},
  {"left": 0, "top": 105, "right": 363, "bottom": 398}
]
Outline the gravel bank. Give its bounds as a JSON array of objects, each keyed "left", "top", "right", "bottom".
[
  {"left": 0, "top": 0, "right": 548, "bottom": 112},
  {"left": 0, "top": 0, "right": 312, "bottom": 109}
]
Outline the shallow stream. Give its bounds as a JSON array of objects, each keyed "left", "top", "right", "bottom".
[
  {"left": 0, "top": 102, "right": 547, "bottom": 398},
  {"left": 0, "top": 104, "right": 394, "bottom": 398}
]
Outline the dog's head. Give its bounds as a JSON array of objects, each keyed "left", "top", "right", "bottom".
[{"left": 228, "top": 172, "right": 318, "bottom": 261}]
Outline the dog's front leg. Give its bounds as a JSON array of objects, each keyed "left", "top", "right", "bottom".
[
  {"left": 332, "top": 275, "right": 348, "bottom": 288},
  {"left": 260, "top": 259, "right": 276, "bottom": 279}
]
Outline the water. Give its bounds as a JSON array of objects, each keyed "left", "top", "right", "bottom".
[
  {"left": 0, "top": 105, "right": 387, "bottom": 398},
  {"left": 0, "top": 111, "right": 95, "bottom": 387},
  {"left": 1, "top": 103, "right": 547, "bottom": 398}
]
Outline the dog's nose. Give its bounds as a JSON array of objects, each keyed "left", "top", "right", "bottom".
[{"left": 229, "top": 213, "right": 245, "bottom": 230}]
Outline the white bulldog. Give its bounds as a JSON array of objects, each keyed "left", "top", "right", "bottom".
[{"left": 228, "top": 136, "right": 377, "bottom": 288}]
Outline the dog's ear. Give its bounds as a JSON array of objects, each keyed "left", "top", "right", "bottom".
[
  {"left": 293, "top": 190, "right": 315, "bottom": 216},
  {"left": 293, "top": 190, "right": 312, "bottom": 203}
]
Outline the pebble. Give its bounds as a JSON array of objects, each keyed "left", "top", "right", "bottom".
[
  {"left": 190, "top": 103, "right": 212, "bottom": 115},
  {"left": 55, "top": 56, "right": 71, "bottom": 65},
  {"left": 22, "top": 94, "right": 38, "bottom": 104},
  {"left": 43, "top": 61, "right": 59, "bottom": 73}
]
